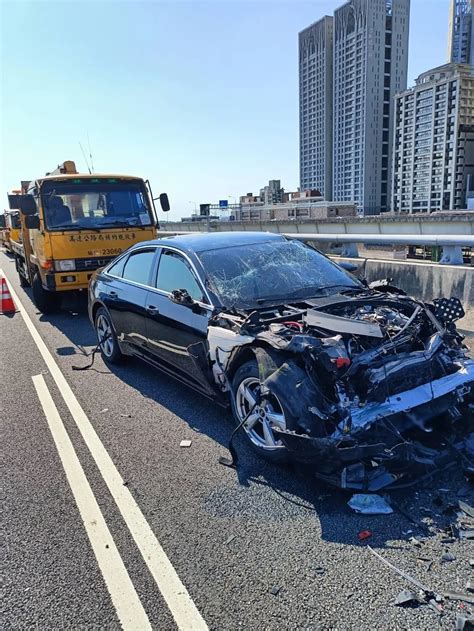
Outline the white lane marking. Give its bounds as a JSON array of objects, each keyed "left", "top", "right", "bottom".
[
  {"left": 32, "top": 374, "right": 152, "bottom": 631},
  {"left": 2, "top": 270, "right": 208, "bottom": 631}
]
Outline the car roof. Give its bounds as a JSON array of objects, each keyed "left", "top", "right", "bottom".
[{"left": 137, "top": 231, "right": 286, "bottom": 253}]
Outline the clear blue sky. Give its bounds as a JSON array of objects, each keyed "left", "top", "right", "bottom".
[{"left": 1, "top": 0, "right": 450, "bottom": 220}]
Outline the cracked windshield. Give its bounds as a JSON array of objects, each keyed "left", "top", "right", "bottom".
[
  {"left": 199, "top": 238, "right": 362, "bottom": 308},
  {"left": 41, "top": 179, "right": 152, "bottom": 231}
]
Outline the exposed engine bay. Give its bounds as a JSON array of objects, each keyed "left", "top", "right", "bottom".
[{"left": 207, "top": 287, "right": 474, "bottom": 490}]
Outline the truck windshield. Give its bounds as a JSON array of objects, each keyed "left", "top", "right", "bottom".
[{"left": 41, "top": 179, "right": 154, "bottom": 231}]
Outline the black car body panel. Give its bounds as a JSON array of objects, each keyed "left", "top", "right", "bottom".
[{"left": 88, "top": 232, "right": 474, "bottom": 490}]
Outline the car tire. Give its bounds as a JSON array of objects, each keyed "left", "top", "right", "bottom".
[
  {"left": 230, "top": 360, "right": 289, "bottom": 463},
  {"left": 94, "top": 307, "right": 123, "bottom": 364},
  {"left": 32, "top": 272, "right": 60, "bottom": 313}
]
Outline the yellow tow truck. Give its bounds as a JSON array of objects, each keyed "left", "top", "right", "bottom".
[{"left": 8, "top": 160, "right": 170, "bottom": 312}]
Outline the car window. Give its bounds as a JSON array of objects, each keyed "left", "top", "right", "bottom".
[
  {"left": 107, "top": 256, "right": 127, "bottom": 278},
  {"left": 156, "top": 251, "right": 204, "bottom": 302},
  {"left": 122, "top": 249, "right": 156, "bottom": 286}
]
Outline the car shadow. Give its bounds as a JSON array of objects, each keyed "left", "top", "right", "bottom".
[
  {"left": 105, "top": 351, "right": 472, "bottom": 549},
  {"left": 32, "top": 294, "right": 472, "bottom": 548}
]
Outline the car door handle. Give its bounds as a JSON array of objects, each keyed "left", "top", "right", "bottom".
[{"left": 146, "top": 304, "right": 159, "bottom": 314}]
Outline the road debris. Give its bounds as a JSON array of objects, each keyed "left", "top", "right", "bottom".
[
  {"left": 225, "top": 535, "right": 236, "bottom": 545},
  {"left": 348, "top": 494, "right": 393, "bottom": 515},
  {"left": 394, "top": 590, "right": 420, "bottom": 607},
  {"left": 441, "top": 553, "right": 456, "bottom": 562},
  {"left": 445, "top": 591, "right": 474, "bottom": 605},
  {"left": 269, "top": 586, "right": 281, "bottom": 596},
  {"left": 313, "top": 567, "right": 325, "bottom": 576},
  {"left": 409, "top": 536, "right": 423, "bottom": 548},
  {"left": 466, "top": 582, "right": 474, "bottom": 593},
  {"left": 180, "top": 440, "right": 192, "bottom": 448},
  {"left": 358, "top": 530, "right": 372, "bottom": 541},
  {"left": 368, "top": 546, "right": 442, "bottom": 602},
  {"left": 100, "top": 408, "right": 109, "bottom": 413},
  {"left": 391, "top": 500, "right": 431, "bottom": 534},
  {"left": 459, "top": 500, "right": 474, "bottom": 519},
  {"left": 456, "top": 614, "right": 474, "bottom": 630}
]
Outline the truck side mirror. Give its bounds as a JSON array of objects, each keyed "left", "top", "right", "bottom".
[
  {"left": 8, "top": 194, "right": 37, "bottom": 215},
  {"left": 159, "top": 193, "right": 170, "bottom": 212},
  {"left": 25, "top": 215, "right": 40, "bottom": 229}
]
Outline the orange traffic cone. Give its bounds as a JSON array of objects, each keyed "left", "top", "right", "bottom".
[{"left": 0, "top": 276, "right": 16, "bottom": 315}]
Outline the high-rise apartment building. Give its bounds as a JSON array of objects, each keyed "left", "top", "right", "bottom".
[
  {"left": 299, "top": 16, "right": 334, "bottom": 199},
  {"left": 332, "top": 0, "right": 410, "bottom": 214},
  {"left": 299, "top": 1, "right": 410, "bottom": 214},
  {"left": 448, "top": 0, "right": 474, "bottom": 66},
  {"left": 392, "top": 63, "right": 474, "bottom": 212},
  {"left": 260, "top": 180, "right": 284, "bottom": 205}
]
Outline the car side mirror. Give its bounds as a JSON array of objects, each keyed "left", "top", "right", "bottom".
[
  {"left": 159, "top": 193, "right": 170, "bottom": 212},
  {"left": 169, "top": 288, "right": 195, "bottom": 306},
  {"left": 8, "top": 194, "right": 37, "bottom": 215},
  {"left": 25, "top": 215, "right": 40, "bottom": 229},
  {"left": 339, "top": 260, "right": 358, "bottom": 273}
]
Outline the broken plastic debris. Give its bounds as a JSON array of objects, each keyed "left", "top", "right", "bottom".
[
  {"left": 348, "top": 494, "right": 393, "bottom": 515},
  {"left": 456, "top": 614, "right": 474, "bottom": 631},
  {"left": 459, "top": 500, "right": 474, "bottom": 519},
  {"left": 445, "top": 591, "right": 474, "bottom": 605},
  {"left": 358, "top": 530, "right": 372, "bottom": 540},
  {"left": 100, "top": 408, "right": 109, "bottom": 413},
  {"left": 269, "top": 586, "right": 281, "bottom": 596},
  {"left": 394, "top": 590, "right": 419, "bottom": 607},
  {"left": 314, "top": 567, "right": 325, "bottom": 575},
  {"left": 442, "top": 553, "right": 456, "bottom": 562},
  {"left": 409, "top": 537, "right": 423, "bottom": 548},
  {"left": 180, "top": 440, "right": 192, "bottom": 448}
]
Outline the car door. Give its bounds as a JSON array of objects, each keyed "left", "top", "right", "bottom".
[
  {"left": 144, "top": 248, "right": 215, "bottom": 392},
  {"left": 104, "top": 247, "right": 158, "bottom": 350}
]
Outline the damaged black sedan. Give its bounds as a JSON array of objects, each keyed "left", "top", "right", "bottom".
[{"left": 88, "top": 232, "right": 474, "bottom": 490}]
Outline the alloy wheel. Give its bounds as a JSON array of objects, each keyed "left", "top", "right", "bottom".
[
  {"left": 235, "top": 377, "right": 286, "bottom": 450},
  {"left": 96, "top": 314, "right": 114, "bottom": 358}
]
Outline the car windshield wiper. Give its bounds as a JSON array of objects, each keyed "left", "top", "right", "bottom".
[
  {"left": 312, "top": 284, "right": 363, "bottom": 295},
  {"left": 255, "top": 284, "right": 363, "bottom": 305}
]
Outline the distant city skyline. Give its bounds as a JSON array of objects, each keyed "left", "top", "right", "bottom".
[{"left": 1, "top": 1, "right": 453, "bottom": 220}]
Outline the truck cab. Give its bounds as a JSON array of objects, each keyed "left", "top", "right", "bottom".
[
  {"left": 9, "top": 160, "right": 170, "bottom": 312},
  {"left": 1, "top": 209, "right": 21, "bottom": 253}
]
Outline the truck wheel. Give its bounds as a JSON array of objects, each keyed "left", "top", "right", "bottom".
[
  {"left": 15, "top": 258, "right": 30, "bottom": 287},
  {"left": 32, "top": 272, "right": 60, "bottom": 313}
]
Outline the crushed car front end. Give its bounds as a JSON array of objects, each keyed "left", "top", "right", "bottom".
[{"left": 208, "top": 290, "right": 473, "bottom": 490}]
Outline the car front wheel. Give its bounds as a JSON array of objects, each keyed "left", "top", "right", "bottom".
[
  {"left": 95, "top": 307, "right": 123, "bottom": 364},
  {"left": 231, "top": 361, "right": 288, "bottom": 463}
]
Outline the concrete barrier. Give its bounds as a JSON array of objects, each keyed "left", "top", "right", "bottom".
[
  {"left": 335, "top": 256, "right": 473, "bottom": 305},
  {"left": 334, "top": 256, "right": 474, "bottom": 332}
]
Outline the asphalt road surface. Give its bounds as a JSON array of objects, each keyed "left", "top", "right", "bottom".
[{"left": 1, "top": 247, "right": 473, "bottom": 631}]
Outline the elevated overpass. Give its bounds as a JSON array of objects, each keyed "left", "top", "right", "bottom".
[{"left": 160, "top": 212, "right": 474, "bottom": 237}]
